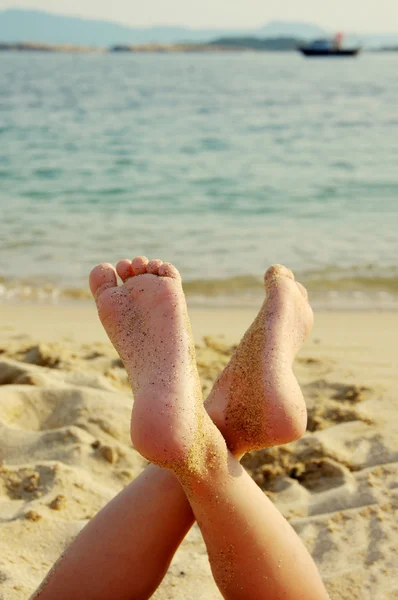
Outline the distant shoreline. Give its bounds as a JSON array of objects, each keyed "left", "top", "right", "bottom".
[
  {"left": 0, "top": 42, "right": 103, "bottom": 53},
  {"left": 1, "top": 41, "right": 398, "bottom": 54},
  {"left": 0, "top": 39, "right": 304, "bottom": 54},
  {"left": 0, "top": 41, "right": 295, "bottom": 54}
]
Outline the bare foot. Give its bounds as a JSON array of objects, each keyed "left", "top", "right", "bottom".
[
  {"left": 205, "top": 265, "right": 314, "bottom": 456},
  {"left": 89, "top": 257, "right": 221, "bottom": 473}
]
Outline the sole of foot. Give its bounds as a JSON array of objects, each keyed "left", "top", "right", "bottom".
[
  {"left": 205, "top": 264, "right": 314, "bottom": 457},
  {"left": 89, "top": 257, "right": 217, "bottom": 471}
]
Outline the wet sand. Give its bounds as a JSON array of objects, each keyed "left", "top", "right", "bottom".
[{"left": 0, "top": 305, "right": 397, "bottom": 599}]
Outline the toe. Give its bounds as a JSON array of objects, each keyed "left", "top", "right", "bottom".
[
  {"left": 296, "top": 281, "right": 309, "bottom": 300},
  {"left": 147, "top": 259, "right": 163, "bottom": 275},
  {"left": 264, "top": 264, "right": 295, "bottom": 284},
  {"left": 89, "top": 263, "right": 118, "bottom": 300},
  {"left": 131, "top": 256, "right": 149, "bottom": 276},
  {"left": 158, "top": 262, "right": 181, "bottom": 280},
  {"left": 116, "top": 259, "right": 133, "bottom": 282}
]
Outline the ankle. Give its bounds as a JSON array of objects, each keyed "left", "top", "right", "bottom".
[{"left": 172, "top": 420, "right": 230, "bottom": 486}]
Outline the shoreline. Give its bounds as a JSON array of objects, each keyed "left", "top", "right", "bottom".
[
  {"left": 2, "top": 267, "right": 398, "bottom": 310},
  {"left": 1, "top": 302, "right": 397, "bottom": 346},
  {"left": 0, "top": 42, "right": 294, "bottom": 54}
]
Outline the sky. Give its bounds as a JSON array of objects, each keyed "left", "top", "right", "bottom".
[{"left": 1, "top": 0, "right": 397, "bottom": 33}]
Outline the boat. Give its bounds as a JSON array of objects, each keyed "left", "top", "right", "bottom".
[{"left": 298, "top": 33, "right": 361, "bottom": 57}]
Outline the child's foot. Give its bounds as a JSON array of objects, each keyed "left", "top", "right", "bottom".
[
  {"left": 89, "top": 257, "right": 220, "bottom": 472},
  {"left": 205, "top": 265, "right": 314, "bottom": 456}
]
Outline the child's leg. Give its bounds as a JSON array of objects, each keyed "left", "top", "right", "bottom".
[
  {"left": 31, "top": 465, "right": 195, "bottom": 600},
  {"left": 111, "top": 259, "right": 327, "bottom": 599},
  {"left": 34, "top": 456, "right": 329, "bottom": 600},
  {"left": 178, "top": 451, "right": 330, "bottom": 600}
]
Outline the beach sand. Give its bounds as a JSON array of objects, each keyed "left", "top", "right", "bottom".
[{"left": 0, "top": 304, "right": 397, "bottom": 599}]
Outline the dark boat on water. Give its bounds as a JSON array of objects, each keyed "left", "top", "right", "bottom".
[
  {"left": 298, "top": 33, "right": 361, "bottom": 57},
  {"left": 299, "top": 47, "right": 360, "bottom": 57}
]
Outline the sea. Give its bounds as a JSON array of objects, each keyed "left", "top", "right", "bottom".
[{"left": 1, "top": 51, "right": 397, "bottom": 309}]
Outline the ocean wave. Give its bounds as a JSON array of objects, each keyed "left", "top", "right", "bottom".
[{"left": 1, "top": 267, "right": 398, "bottom": 309}]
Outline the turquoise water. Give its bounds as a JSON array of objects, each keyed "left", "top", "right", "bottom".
[{"left": 1, "top": 52, "right": 397, "bottom": 307}]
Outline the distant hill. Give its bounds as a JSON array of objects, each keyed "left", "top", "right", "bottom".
[
  {"left": 0, "top": 9, "right": 327, "bottom": 46},
  {"left": 1, "top": 9, "right": 396, "bottom": 49},
  {"left": 258, "top": 21, "right": 326, "bottom": 39}
]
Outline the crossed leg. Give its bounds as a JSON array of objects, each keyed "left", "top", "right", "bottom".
[{"left": 32, "top": 260, "right": 329, "bottom": 600}]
